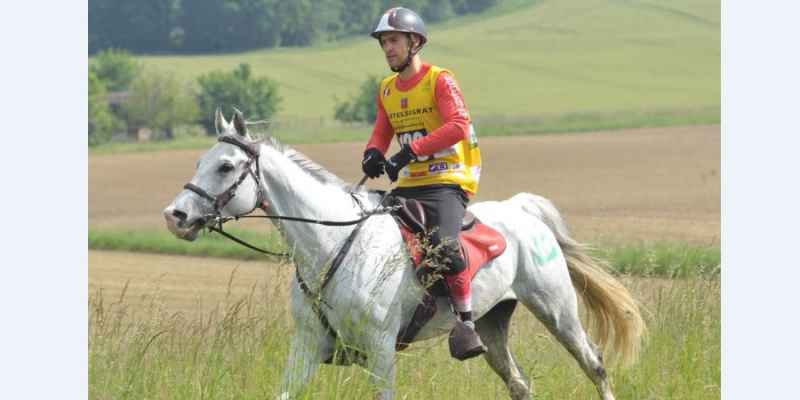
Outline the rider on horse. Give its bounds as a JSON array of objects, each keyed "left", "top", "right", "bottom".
[{"left": 361, "top": 7, "right": 484, "bottom": 352}]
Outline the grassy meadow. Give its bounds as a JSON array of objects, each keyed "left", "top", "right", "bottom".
[
  {"left": 89, "top": 229, "right": 720, "bottom": 398},
  {"left": 89, "top": 264, "right": 719, "bottom": 399},
  {"left": 138, "top": 0, "right": 719, "bottom": 133}
]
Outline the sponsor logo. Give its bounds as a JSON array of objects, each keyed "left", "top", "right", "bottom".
[
  {"left": 388, "top": 106, "right": 434, "bottom": 119},
  {"left": 468, "top": 123, "right": 479, "bottom": 147},
  {"left": 400, "top": 97, "right": 408, "bottom": 109},
  {"left": 441, "top": 74, "right": 469, "bottom": 118},
  {"left": 410, "top": 171, "right": 427, "bottom": 178},
  {"left": 471, "top": 165, "right": 482, "bottom": 181},
  {"left": 428, "top": 161, "right": 448, "bottom": 173}
]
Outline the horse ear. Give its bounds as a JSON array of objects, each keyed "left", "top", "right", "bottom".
[
  {"left": 215, "top": 108, "right": 230, "bottom": 136},
  {"left": 232, "top": 107, "right": 249, "bottom": 137}
]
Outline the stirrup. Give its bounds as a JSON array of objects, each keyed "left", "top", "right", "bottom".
[{"left": 448, "top": 319, "right": 487, "bottom": 361}]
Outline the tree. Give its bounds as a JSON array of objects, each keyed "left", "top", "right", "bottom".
[
  {"left": 196, "top": 63, "right": 281, "bottom": 134},
  {"left": 88, "top": 70, "right": 117, "bottom": 146},
  {"left": 90, "top": 48, "right": 142, "bottom": 92},
  {"left": 340, "top": 0, "right": 380, "bottom": 38},
  {"left": 124, "top": 69, "right": 198, "bottom": 140},
  {"left": 333, "top": 75, "right": 381, "bottom": 123},
  {"left": 277, "top": 0, "right": 320, "bottom": 46},
  {"left": 89, "top": 0, "right": 181, "bottom": 53},
  {"left": 422, "top": 0, "right": 454, "bottom": 23}
]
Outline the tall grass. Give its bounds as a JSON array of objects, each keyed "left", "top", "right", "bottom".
[
  {"left": 591, "top": 242, "right": 720, "bottom": 278},
  {"left": 89, "top": 270, "right": 719, "bottom": 399}
]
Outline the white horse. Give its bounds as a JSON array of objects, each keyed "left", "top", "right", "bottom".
[{"left": 163, "top": 110, "right": 645, "bottom": 400}]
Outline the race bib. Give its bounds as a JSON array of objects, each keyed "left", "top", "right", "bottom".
[
  {"left": 397, "top": 129, "right": 432, "bottom": 161},
  {"left": 397, "top": 129, "right": 457, "bottom": 162}
]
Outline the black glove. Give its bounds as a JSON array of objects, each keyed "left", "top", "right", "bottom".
[
  {"left": 361, "top": 148, "right": 386, "bottom": 179},
  {"left": 385, "top": 145, "right": 416, "bottom": 182}
]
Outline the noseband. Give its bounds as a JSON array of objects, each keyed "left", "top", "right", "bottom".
[{"left": 183, "top": 135, "right": 264, "bottom": 220}]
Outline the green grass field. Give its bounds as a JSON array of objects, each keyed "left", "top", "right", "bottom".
[
  {"left": 138, "top": 0, "right": 719, "bottom": 129},
  {"left": 89, "top": 267, "right": 719, "bottom": 399},
  {"left": 89, "top": 228, "right": 719, "bottom": 278}
]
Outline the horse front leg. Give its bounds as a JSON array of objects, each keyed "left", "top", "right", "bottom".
[
  {"left": 277, "top": 321, "right": 332, "bottom": 400},
  {"left": 277, "top": 287, "right": 336, "bottom": 400},
  {"left": 367, "top": 335, "right": 398, "bottom": 400}
]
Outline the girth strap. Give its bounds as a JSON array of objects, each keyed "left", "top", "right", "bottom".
[{"left": 294, "top": 217, "right": 369, "bottom": 348}]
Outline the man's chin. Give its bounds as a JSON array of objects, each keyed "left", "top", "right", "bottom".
[{"left": 387, "top": 60, "right": 403, "bottom": 71}]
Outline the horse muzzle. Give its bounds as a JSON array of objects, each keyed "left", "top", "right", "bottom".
[{"left": 163, "top": 206, "right": 202, "bottom": 241}]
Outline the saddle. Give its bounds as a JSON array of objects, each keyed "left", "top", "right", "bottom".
[{"left": 391, "top": 196, "right": 507, "bottom": 351}]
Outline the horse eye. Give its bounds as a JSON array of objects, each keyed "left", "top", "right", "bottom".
[{"left": 218, "top": 163, "right": 234, "bottom": 174}]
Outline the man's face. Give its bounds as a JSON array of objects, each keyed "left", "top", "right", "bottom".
[{"left": 379, "top": 32, "right": 416, "bottom": 70}]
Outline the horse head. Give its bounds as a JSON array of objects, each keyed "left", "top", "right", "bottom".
[{"left": 163, "top": 109, "right": 266, "bottom": 241}]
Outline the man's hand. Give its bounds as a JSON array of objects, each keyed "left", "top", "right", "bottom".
[
  {"left": 385, "top": 146, "right": 416, "bottom": 182},
  {"left": 362, "top": 148, "right": 386, "bottom": 179}
]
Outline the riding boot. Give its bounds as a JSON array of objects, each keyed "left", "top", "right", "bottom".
[{"left": 442, "top": 250, "right": 487, "bottom": 361}]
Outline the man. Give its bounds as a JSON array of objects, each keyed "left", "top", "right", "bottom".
[{"left": 360, "top": 7, "right": 484, "bottom": 355}]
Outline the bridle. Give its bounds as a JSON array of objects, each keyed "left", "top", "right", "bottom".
[
  {"left": 181, "top": 133, "right": 398, "bottom": 346},
  {"left": 183, "top": 135, "right": 265, "bottom": 221},
  {"left": 181, "top": 134, "right": 395, "bottom": 256}
]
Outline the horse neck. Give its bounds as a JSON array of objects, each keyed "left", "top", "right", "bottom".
[{"left": 257, "top": 144, "right": 366, "bottom": 274}]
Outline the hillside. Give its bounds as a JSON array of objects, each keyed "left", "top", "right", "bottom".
[{"left": 139, "top": 0, "right": 719, "bottom": 126}]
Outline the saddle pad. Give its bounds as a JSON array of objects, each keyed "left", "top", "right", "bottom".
[
  {"left": 459, "top": 222, "right": 507, "bottom": 281},
  {"left": 399, "top": 219, "right": 506, "bottom": 279}
]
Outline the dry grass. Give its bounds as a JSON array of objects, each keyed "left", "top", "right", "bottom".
[{"left": 89, "top": 252, "right": 719, "bottom": 399}]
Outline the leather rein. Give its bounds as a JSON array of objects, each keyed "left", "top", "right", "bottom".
[
  {"left": 183, "top": 135, "right": 389, "bottom": 256},
  {"left": 182, "top": 135, "right": 395, "bottom": 340}
]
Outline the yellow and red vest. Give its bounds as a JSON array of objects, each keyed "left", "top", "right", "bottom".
[{"left": 379, "top": 65, "right": 482, "bottom": 195}]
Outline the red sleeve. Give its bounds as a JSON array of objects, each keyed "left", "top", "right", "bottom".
[
  {"left": 409, "top": 72, "right": 470, "bottom": 157},
  {"left": 365, "top": 94, "right": 394, "bottom": 154}
]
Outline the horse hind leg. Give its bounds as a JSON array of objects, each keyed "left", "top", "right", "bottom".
[
  {"left": 519, "top": 287, "right": 615, "bottom": 400},
  {"left": 475, "top": 300, "right": 531, "bottom": 400}
]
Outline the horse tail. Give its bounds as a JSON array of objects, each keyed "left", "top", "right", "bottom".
[{"left": 509, "top": 193, "right": 646, "bottom": 366}]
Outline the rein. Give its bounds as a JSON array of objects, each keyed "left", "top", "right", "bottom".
[
  {"left": 184, "top": 135, "right": 395, "bottom": 344},
  {"left": 201, "top": 198, "right": 394, "bottom": 258}
]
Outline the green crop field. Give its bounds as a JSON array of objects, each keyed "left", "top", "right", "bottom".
[{"left": 138, "top": 0, "right": 719, "bottom": 127}]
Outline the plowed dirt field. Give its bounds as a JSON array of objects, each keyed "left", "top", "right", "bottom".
[
  {"left": 90, "top": 125, "right": 719, "bottom": 312},
  {"left": 90, "top": 125, "right": 720, "bottom": 244}
]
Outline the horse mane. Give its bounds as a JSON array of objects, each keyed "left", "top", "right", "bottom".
[{"left": 256, "top": 134, "right": 357, "bottom": 193}]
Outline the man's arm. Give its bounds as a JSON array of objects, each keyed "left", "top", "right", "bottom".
[
  {"left": 408, "top": 72, "right": 470, "bottom": 156},
  {"left": 365, "top": 94, "right": 394, "bottom": 154}
]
